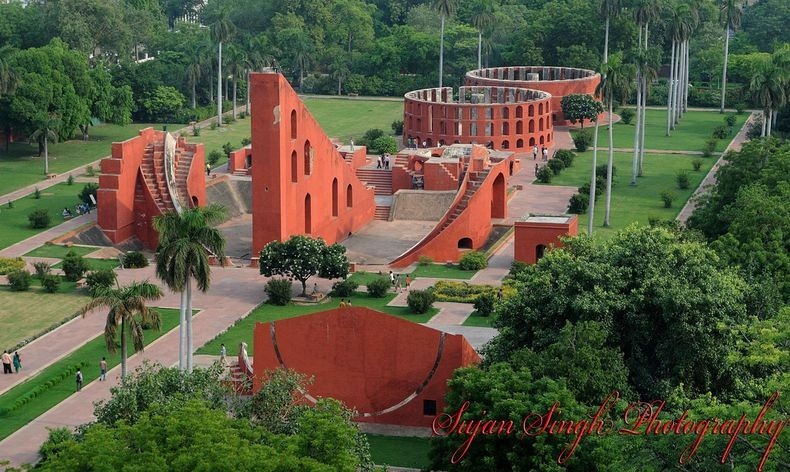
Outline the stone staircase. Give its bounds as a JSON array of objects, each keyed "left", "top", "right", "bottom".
[
  {"left": 437, "top": 169, "right": 489, "bottom": 231},
  {"left": 374, "top": 206, "right": 391, "bottom": 221},
  {"left": 356, "top": 168, "right": 393, "bottom": 221},
  {"left": 139, "top": 141, "right": 194, "bottom": 214},
  {"left": 225, "top": 360, "right": 253, "bottom": 395}
]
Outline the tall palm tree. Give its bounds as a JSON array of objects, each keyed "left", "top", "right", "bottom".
[
  {"left": 433, "top": 0, "right": 459, "bottom": 88},
  {"left": 225, "top": 44, "right": 246, "bottom": 119},
  {"left": 599, "top": 0, "right": 624, "bottom": 66},
  {"left": 154, "top": 204, "right": 227, "bottom": 373},
  {"left": 29, "top": 117, "right": 61, "bottom": 175},
  {"left": 666, "top": 2, "right": 686, "bottom": 135},
  {"left": 719, "top": 0, "right": 742, "bottom": 113},
  {"left": 633, "top": 0, "right": 661, "bottom": 179},
  {"left": 210, "top": 11, "right": 236, "bottom": 126},
  {"left": 243, "top": 36, "right": 274, "bottom": 113},
  {"left": 284, "top": 29, "right": 313, "bottom": 90},
  {"left": 470, "top": 0, "right": 495, "bottom": 70},
  {"left": 77, "top": 282, "right": 163, "bottom": 380},
  {"left": 750, "top": 62, "right": 786, "bottom": 137},
  {"left": 588, "top": 64, "right": 606, "bottom": 235},
  {"left": 0, "top": 45, "right": 19, "bottom": 99}
]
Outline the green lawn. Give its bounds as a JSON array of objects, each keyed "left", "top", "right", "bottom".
[
  {"left": 462, "top": 310, "right": 496, "bottom": 328},
  {"left": 582, "top": 109, "right": 747, "bottom": 152},
  {"left": 0, "top": 183, "right": 87, "bottom": 250},
  {"left": 0, "top": 283, "right": 87, "bottom": 351},
  {"left": 197, "top": 291, "right": 437, "bottom": 356},
  {"left": 302, "top": 98, "right": 404, "bottom": 143},
  {"left": 0, "top": 307, "right": 182, "bottom": 441},
  {"left": 347, "top": 271, "right": 394, "bottom": 286},
  {"left": 0, "top": 122, "right": 183, "bottom": 196},
  {"left": 411, "top": 263, "right": 477, "bottom": 280},
  {"left": 186, "top": 116, "right": 252, "bottom": 168},
  {"left": 544, "top": 151, "right": 715, "bottom": 239},
  {"left": 24, "top": 244, "right": 99, "bottom": 259},
  {"left": 366, "top": 434, "right": 431, "bottom": 469},
  {"left": 52, "top": 258, "right": 120, "bottom": 271}
]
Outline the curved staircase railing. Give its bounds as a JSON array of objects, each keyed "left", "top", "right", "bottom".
[{"left": 163, "top": 133, "right": 186, "bottom": 214}]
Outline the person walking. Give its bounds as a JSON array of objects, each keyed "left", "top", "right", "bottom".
[
  {"left": 389, "top": 270, "right": 395, "bottom": 285},
  {"left": 395, "top": 275, "right": 402, "bottom": 293},
  {"left": 99, "top": 357, "right": 107, "bottom": 381},
  {"left": 76, "top": 369, "right": 84, "bottom": 391},
  {"left": 542, "top": 147, "right": 548, "bottom": 160},
  {"left": 2, "top": 350, "right": 11, "bottom": 374},
  {"left": 206, "top": 163, "right": 211, "bottom": 176},
  {"left": 12, "top": 351, "right": 21, "bottom": 373},
  {"left": 350, "top": 138, "right": 355, "bottom": 150},
  {"left": 376, "top": 155, "right": 382, "bottom": 169},
  {"left": 220, "top": 343, "right": 227, "bottom": 365},
  {"left": 533, "top": 145, "right": 538, "bottom": 160},
  {"left": 384, "top": 154, "right": 390, "bottom": 170},
  {"left": 405, "top": 275, "right": 411, "bottom": 291},
  {"left": 535, "top": 163, "right": 539, "bottom": 175}
]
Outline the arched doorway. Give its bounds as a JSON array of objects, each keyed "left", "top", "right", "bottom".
[
  {"left": 509, "top": 161, "right": 514, "bottom": 176},
  {"left": 491, "top": 173, "right": 506, "bottom": 218},
  {"left": 458, "top": 237, "right": 473, "bottom": 249},
  {"left": 536, "top": 244, "right": 546, "bottom": 261},
  {"left": 304, "top": 193, "right": 312, "bottom": 234},
  {"left": 332, "top": 178, "right": 338, "bottom": 216},
  {"left": 346, "top": 184, "right": 353, "bottom": 207}
]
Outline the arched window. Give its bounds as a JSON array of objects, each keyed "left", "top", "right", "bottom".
[
  {"left": 304, "top": 140, "right": 311, "bottom": 175},
  {"left": 516, "top": 139, "right": 524, "bottom": 148},
  {"left": 502, "top": 140, "right": 509, "bottom": 149},
  {"left": 516, "top": 121, "right": 523, "bottom": 134},
  {"left": 515, "top": 106, "right": 523, "bottom": 118},
  {"left": 290, "top": 110, "right": 297, "bottom": 139},
  {"left": 304, "top": 193, "right": 312, "bottom": 234},
  {"left": 539, "top": 135, "right": 545, "bottom": 145},
  {"left": 502, "top": 107, "right": 510, "bottom": 119},
  {"left": 502, "top": 122, "right": 509, "bottom": 134},
  {"left": 539, "top": 103, "right": 544, "bottom": 115},
  {"left": 528, "top": 104, "right": 534, "bottom": 117},
  {"left": 346, "top": 184, "right": 353, "bottom": 208},
  {"left": 458, "top": 237, "right": 473, "bottom": 249},
  {"left": 529, "top": 137, "right": 536, "bottom": 147},
  {"left": 290, "top": 151, "right": 298, "bottom": 183},
  {"left": 332, "top": 178, "right": 338, "bottom": 216},
  {"left": 529, "top": 120, "right": 535, "bottom": 133},
  {"left": 539, "top": 118, "right": 544, "bottom": 131}
]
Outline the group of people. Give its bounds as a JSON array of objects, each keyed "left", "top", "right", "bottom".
[
  {"left": 406, "top": 137, "right": 427, "bottom": 149},
  {"left": 62, "top": 203, "right": 92, "bottom": 219},
  {"left": 533, "top": 145, "right": 549, "bottom": 161},
  {"left": 388, "top": 270, "right": 411, "bottom": 293},
  {"left": 339, "top": 299, "right": 354, "bottom": 307},
  {"left": 1, "top": 350, "right": 21, "bottom": 374},
  {"left": 376, "top": 153, "right": 391, "bottom": 169}
]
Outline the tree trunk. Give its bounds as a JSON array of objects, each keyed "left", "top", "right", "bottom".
[
  {"left": 673, "top": 42, "right": 682, "bottom": 127},
  {"left": 300, "top": 279, "right": 307, "bottom": 297},
  {"left": 766, "top": 108, "right": 772, "bottom": 136},
  {"left": 477, "top": 30, "right": 482, "bottom": 70},
  {"left": 120, "top": 319, "right": 127, "bottom": 380},
  {"left": 588, "top": 117, "right": 600, "bottom": 235},
  {"left": 683, "top": 42, "right": 690, "bottom": 113},
  {"left": 638, "top": 75, "right": 647, "bottom": 176},
  {"left": 232, "top": 79, "right": 237, "bottom": 119},
  {"left": 209, "top": 71, "right": 214, "bottom": 104},
  {"left": 439, "top": 14, "right": 445, "bottom": 88},
  {"left": 338, "top": 75, "right": 342, "bottom": 96},
  {"left": 186, "top": 276, "right": 193, "bottom": 373},
  {"left": 761, "top": 110, "right": 767, "bottom": 136},
  {"left": 667, "top": 40, "right": 675, "bottom": 136},
  {"left": 603, "top": 14, "right": 609, "bottom": 64},
  {"left": 604, "top": 97, "right": 614, "bottom": 227},
  {"left": 720, "top": 26, "right": 730, "bottom": 113},
  {"left": 179, "top": 289, "right": 186, "bottom": 370},
  {"left": 217, "top": 41, "right": 223, "bottom": 126},
  {"left": 192, "top": 81, "right": 196, "bottom": 109},
  {"left": 43, "top": 137, "right": 49, "bottom": 175},
  {"left": 631, "top": 73, "right": 642, "bottom": 185},
  {"left": 246, "top": 70, "right": 251, "bottom": 114}
]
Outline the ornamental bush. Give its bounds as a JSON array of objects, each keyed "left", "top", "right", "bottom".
[
  {"left": 432, "top": 280, "right": 515, "bottom": 303},
  {"left": 660, "top": 190, "right": 676, "bottom": 208},
  {"left": 571, "top": 129, "right": 592, "bottom": 152},
  {"left": 28, "top": 209, "right": 50, "bottom": 229},
  {"left": 692, "top": 159, "right": 703, "bottom": 171},
  {"left": 676, "top": 170, "right": 690, "bottom": 190},
  {"left": 41, "top": 274, "right": 61, "bottom": 293},
  {"left": 535, "top": 166, "right": 553, "bottom": 183},
  {"left": 123, "top": 251, "right": 149, "bottom": 268},
  {"left": 458, "top": 251, "right": 488, "bottom": 270},
  {"left": 8, "top": 269, "right": 32, "bottom": 291},
  {"left": 264, "top": 278, "right": 293, "bottom": 306},
  {"left": 554, "top": 149, "right": 575, "bottom": 168},
  {"left": 619, "top": 108, "right": 635, "bottom": 124},
  {"left": 366, "top": 277, "right": 390, "bottom": 298},
  {"left": 331, "top": 279, "right": 359, "bottom": 298},
  {"left": 0, "top": 257, "right": 25, "bottom": 275},
  {"left": 61, "top": 250, "right": 89, "bottom": 282},
  {"left": 86, "top": 269, "right": 117, "bottom": 297},
  {"left": 712, "top": 125, "right": 729, "bottom": 139},
  {"left": 568, "top": 193, "right": 589, "bottom": 214},
  {"left": 33, "top": 261, "right": 51, "bottom": 279},
  {"left": 548, "top": 158, "right": 565, "bottom": 175},
  {"left": 406, "top": 289, "right": 435, "bottom": 314},
  {"left": 473, "top": 292, "right": 497, "bottom": 317}
]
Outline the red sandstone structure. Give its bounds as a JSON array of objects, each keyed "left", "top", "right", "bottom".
[
  {"left": 514, "top": 215, "right": 578, "bottom": 264},
  {"left": 249, "top": 72, "right": 376, "bottom": 257},
  {"left": 98, "top": 128, "right": 206, "bottom": 249},
  {"left": 252, "top": 307, "right": 480, "bottom": 429},
  {"left": 402, "top": 85, "right": 553, "bottom": 151},
  {"left": 465, "top": 66, "right": 601, "bottom": 125}
]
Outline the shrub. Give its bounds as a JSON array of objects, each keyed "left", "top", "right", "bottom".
[
  {"left": 619, "top": 108, "right": 635, "bottom": 124},
  {"left": 459, "top": 251, "right": 488, "bottom": 270},
  {"left": 735, "top": 103, "right": 746, "bottom": 115},
  {"left": 6, "top": 200, "right": 13, "bottom": 208},
  {"left": 676, "top": 170, "right": 690, "bottom": 190},
  {"left": 40, "top": 427, "right": 74, "bottom": 461},
  {"left": 391, "top": 119, "right": 404, "bottom": 135},
  {"left": 28, "top": 209, "right": 50, "bottom": 229},
  {"left": 473, "top": 292, "right": 497, "bottom": 317},
  {"left": 371, "top": 136, "right": 398, "bottom": 155},
  {"left": 660, "top": 190, "right": 676, "bottom": 208},
  {"left": 535, "top": 166, "right": 553, "bottom": 183},
  {"left": 568, "top": 193, "right": 589, "bottom": 214},
  {"left": 745, "top": 118, "right": 763, "bottom": 140},
  {"left": 692, "top": 159, "right": 703, "bottom": 171},
  {"left": 712, "top": 125, "right": 728, "bottom": 139},
  {"left": 361, "top": 128, "right": 385, "bottom": 147},
  {"left": 548, "top": 158, "right": 565, "bottom": 175},
  {"left": 725, "top": 114, "right": 737, "bottom": 127},
  {"left": 123, "top": 251, "right": 149, "bottom": 268},
  {"left": 0, "top": 257, "right": 25, "bottom": 275},
  {"left": 264, "top": 278, "right": 292, "bottom": 305},
  {"left": 406, "top": 289, "right": 436, "bottom": 314},
  {"left": 8, "top": 269, "right": 32, "bottom": 291},
  {"left": 210, "top": 120, "right": 218, "bottom": 130},
  {"left": 66, "top": 175, "right": 74, "bottom": 185},
  {"left": 79, "top": 183, "right": 98, "bottom": 205},
  {"left": 192, "top": 125, "right": 201, "bottom": 136},
  {"left": 596, "top": 164, "right": 616, "bottom": 179},
  {"left": 61, "top": 250, "right": 89, "bottom": 282},
  {"left": 417, "top": 255, "right": 433, "bottom": 266},
  {"left": 41, "top": 274, "right": 60, "bottom": 293},
  {"left": 331, "top": 279, "right": 358, "bottom": 298},
  {"left": 571, "top": 129, "right": 592, "bottom": 152},
  {"left": 554, "top": 149, "right": 575, "bottom": 168},
  {"left": 432, "top": 280, "right": 515, "bottom": 303},
  {"left": 241, "top": 137, "right": 251, "bottom": 146},
  {"left": 33, "top": 261, "right": 51, "bottom": 279},
  {"left": 702, "top": 137, "right": 718, "bottom": 157},
  {"left": 34, "top": 187, "right": 41, "bottom": 199},
  {"left": 86, "top": 269, "right": 117, "bottom": 296},
  {"left": 208, "top": 150, "right": 222, "bottom": 166},
  {"left": 85, "top": 165, "right": 96, "bottom": 177},
  {"left": 222, "top": 142, "right": 234, "bottom": 157},
  {"left": 508, "top": 261, "right": 529, "bottom": 279},
  {"left": 366, "top": 277, "right": 391, "bottom": 298}
]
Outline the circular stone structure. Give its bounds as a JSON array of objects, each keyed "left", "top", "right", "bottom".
[
  {"left": 465, "top": 66, "right": 601, "bottom": 125},
  {"left": 403, "top": 85, "right": 553, "bottom": 151}
]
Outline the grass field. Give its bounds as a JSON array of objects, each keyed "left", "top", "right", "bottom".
[
  {"left": 0, "top": 284, "right": 87, "bottom": 350},
  {"left": 302, "top": 98, "right": 403, "bottom": 143},
  {"left": 0, "top": 183, "right": 87, "bottom": 250},
  {"left": 462, "top": 310, "right": 496, "bottom": 328},
  {"left": 585, "top": 109, "right": 747, "bottom": 152},
  {"left": 366, "top": 434, "right": 431, "bottom": 469},
  {"left": 0, "top": 308, "right": 182, "bottom": 441},
  {"left": 186, "top": 116, "right": 252, "bottom": 169},
  {"left": 52, "top": 258, "right": 120, "bottom": 271},
  {"left": 411, "top": 263, "right": 477, "bottom": 280},
  {"left": 196, "top": 291, "right": 438, "bottom": 356},
  {"left": 24, "top": 244, "right": 99, "bottom": 258},
  {"left": 543, "top": 151, "right": 715, "bottom": 239},
  {"left": 0, "top": 122, "right": 183, "bottom": 196}
]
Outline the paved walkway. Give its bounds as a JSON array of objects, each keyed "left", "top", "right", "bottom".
[
  {"left": 472, "top": 238, "right": 514, "bottom": 285},
  {"left": 676, "top": 112, "right": 756, "bottom": 223},
  {"left": 0, "top": 213, "right": 96, "bottom": 258}
]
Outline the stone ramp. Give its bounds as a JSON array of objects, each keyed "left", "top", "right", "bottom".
[{"left": 341, "top": 220, "right": 436, "bottom": 265}]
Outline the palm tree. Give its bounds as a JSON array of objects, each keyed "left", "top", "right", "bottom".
[
  {"left": 284, "top": 29, "right": 313, "bottom": 90},
  {"left": 433, "top": 0, "right": 459, "bottom": 88},
  {"left": 666, "top": 2, "right": 686, "bottom": 135},
  {"left": 154, "top": 204, "right": 227, "bottom": 373},
  {"left": 599, "top": 53, "right": 634, "bottom": 227},
  {"left": 470, "top": 0, "right": 495, "bottom": 70},
  {"left": 243, "top": 36, "right": 274, "bottom": 113},
  {"left": 588, "top": 65, "right": 605, "bottom": 235},
  {"left": 330, "top": 54, "right": 351, "bottom": 96},
  {"left": 29, "top": 117, "right": 61, "bottom": 175},
  {"left": 77, "top": 282, "right": 163, "bottom": 380},
  {"left": 210, "top": 11, "right": 236, "bottom": 126},
  {"left": 599, "top": 0, "right": 625, "bottom": 65},
  {"left": 750, "top": 62, "right": 786, "bottom": 137},
  {"left": 719, "top": 0, "right": 742, "bottom": 113},
  {"left": 0, "top": 45, "right": 19, "bottom": 99},
  {"left": 225, "top": 44, "right": 246, "bottom": 119}
]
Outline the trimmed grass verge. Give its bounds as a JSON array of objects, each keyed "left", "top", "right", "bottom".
[
  {"left": 462, "top": 310, "right": 497, "bottom": 328},
  {"left": 24, "top": 245, "right": 99, "bottom": 259},
  {"left": 366, "top": 434, "right": 431, "bottom": 469},
  {"left": 411, "top": 263, "right": 476, "bottom": 280},
  {"left": 0, "top": 184, "right": 85, "bottom": 250}
]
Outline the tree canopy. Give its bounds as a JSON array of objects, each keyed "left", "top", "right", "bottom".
[{"left": 258, "top": 235, "right": 349, "bottom": 295}]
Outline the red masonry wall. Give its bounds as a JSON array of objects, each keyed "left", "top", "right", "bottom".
[
  {"left": 250, "top": 73, "right": 376, "bottom": 257},
  {"left": 252, "top": 307, "right": 480, "bottom": 428},
  {"left": 514, "top": 215, "right": 578, "bottom": 264}
]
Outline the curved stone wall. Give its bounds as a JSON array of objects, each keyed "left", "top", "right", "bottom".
[
  {"left": 403, "top": 85, "right": 554, "bottom": 151},
  {"left": 465, "top": 66, "right": 601, "bottom": 125}
]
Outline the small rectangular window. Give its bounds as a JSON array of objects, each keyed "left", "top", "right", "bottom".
[{"left": 423, "top": 399, "right": 437, "bottom": 416}]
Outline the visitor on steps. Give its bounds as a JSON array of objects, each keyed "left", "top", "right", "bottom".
[
  {"left": 377, "top": 155, "right": 382, "bottom": 169},
  {"left": 220, "top": 344, "right": 227, "bottom": 365}
]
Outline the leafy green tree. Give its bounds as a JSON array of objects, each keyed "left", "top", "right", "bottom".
[
  {"left": 258, "top": 235, "right": 349, "bottom": 296},
  {"left": 719, "top": 0, "right": 743, "bottom": 113},
  {"left": 0, "top": 45, "right": 19, "bottom": 99},
  {"left": 750, "top": 61, "right": 786, "bottom": 136},
  {"left": 560, "top": 94, "right": 603, "bottom": 129},
  {"left": 154, "top": 204, "right": 227, "bottom": 373},
  {"left": 76, "top": 282, "right": 163, "bottom": 379},
  {"left": 140, "top": 85, "right": 185, "bottom": 122}
]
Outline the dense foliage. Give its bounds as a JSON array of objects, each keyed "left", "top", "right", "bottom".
[{"left": 259, "top": 235, "right": 349, "bottom": 296}]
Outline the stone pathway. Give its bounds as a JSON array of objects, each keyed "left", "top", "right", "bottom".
[
  {"left": 472, "top": 238, "right": 514, "bottom": 286},
  {"left": 0, "top": 213, "right": 97, "bottom": 258}
]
